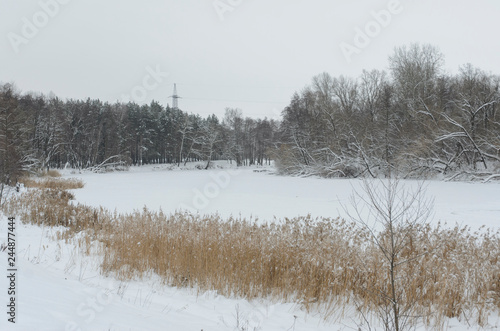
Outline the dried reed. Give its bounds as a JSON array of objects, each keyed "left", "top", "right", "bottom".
[{"left": 3, "top": 179, "right": 499, "bottom": 329}]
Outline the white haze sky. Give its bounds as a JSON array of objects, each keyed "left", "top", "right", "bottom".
[{"left": 1, "top": 0, "right": 499, "bottom": 119}]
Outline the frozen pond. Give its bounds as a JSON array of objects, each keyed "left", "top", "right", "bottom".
[{"left": 67, "top": 164, "right": 500, "bottom": 231}]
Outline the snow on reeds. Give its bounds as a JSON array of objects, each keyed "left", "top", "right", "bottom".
[{"left": 3, "top": 178, "right": 499, "bottom": 329}]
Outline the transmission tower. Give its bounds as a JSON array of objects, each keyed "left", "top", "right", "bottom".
[{"left": 169, "top": 83, "right": 181, "bottom": 109}]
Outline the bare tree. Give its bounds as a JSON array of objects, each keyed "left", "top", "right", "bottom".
[
  {"left": 389, "top": 43, "right": 444, "bottom": 117},
  {"left": 177, "top": 114, "right": 193, "bottom": 166},
  {"left": 347, "top": 179, "right": 434, "bottom": 331},
  {"left": 436, "top": 65, "right": 500, "bottom": 175},
  {"left": 359, "top": 69, "right": 388, "bottom": 122},
  {"left": 223, "top": 108, "right": 245, "bottom": 165},
  {"left": 189, "top": 115, "right": 222, "bottom": 169}
]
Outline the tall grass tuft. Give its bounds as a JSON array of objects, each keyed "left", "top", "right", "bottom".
[{"left": 19, "top": 177, "right": 84, "bottom": 190}]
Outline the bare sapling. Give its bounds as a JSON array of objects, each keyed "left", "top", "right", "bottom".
[{"left": 346, "top": 178, "right": 434, "bottom": 331}]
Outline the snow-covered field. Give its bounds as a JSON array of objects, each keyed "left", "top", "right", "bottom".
[
  {"left": 69, "top": 163, "right": 500, "bottom": 230},
  {"left": 1, "top": 163, "right": 499, "bottom": 330}
]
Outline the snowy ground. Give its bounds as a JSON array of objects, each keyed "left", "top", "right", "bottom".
[
  {"left": 68, "top": 162, "right": 500, "bottom": 230},
  {"left": 1, "top": 162, "right": 499, "bottom": 330}
]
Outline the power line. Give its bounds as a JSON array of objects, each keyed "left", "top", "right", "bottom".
[
  {"left": 174, "top": 82, "right": 299, "bottom": 90},
  {"left": 181, "top": 96, "right": 288, "bottom": 104}
]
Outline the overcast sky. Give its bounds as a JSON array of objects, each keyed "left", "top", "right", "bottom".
[{"left": 1, "top": 0, "right": 500, "bottom": 119}]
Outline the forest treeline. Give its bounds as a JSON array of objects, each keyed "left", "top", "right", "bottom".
[
  {"left": 278, "top": 44, "right": 500, "bottom": 180},
  {"left": 1, "top": 44, "right": 500, "bottom": 185},
  {"left": 0, "top": 87, "right": 277, "bottom": 185}
]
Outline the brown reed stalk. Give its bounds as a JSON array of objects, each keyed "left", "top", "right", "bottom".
[{"left": 2, "top": 178, "right": 499, "bottom": 329}]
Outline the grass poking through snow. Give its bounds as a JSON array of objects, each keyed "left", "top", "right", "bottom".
[{"left": 19, "top": 176, "right": 84, "bottom": 190}]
